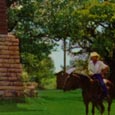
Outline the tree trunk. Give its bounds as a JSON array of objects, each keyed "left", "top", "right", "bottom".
[{"left": 63, "top": 38, "right": 66, "bottom": 73}]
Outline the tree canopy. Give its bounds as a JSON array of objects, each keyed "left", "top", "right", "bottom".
[
  {"left": 7, "top": 0, "right": 115, "bottom": 89},
  {"left": 7, "top": 0, "right": 56, "bottom": 88}
]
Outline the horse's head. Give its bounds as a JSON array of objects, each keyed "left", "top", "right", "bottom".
[
  {"left": 63, "top": 73, "right": 80, "bottom": 92},
  {"left": 63, "top": 73, "right": 93, "bottom": 92}
]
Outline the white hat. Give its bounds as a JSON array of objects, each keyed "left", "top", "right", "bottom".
[{"left": 90, "top": 52, "right": 100, "bottom": 58}]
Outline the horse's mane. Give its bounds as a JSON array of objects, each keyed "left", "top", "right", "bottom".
[
  {"left": 73, "top": 73, "right": 90, "bottom": 81},
  {"left": 70, "top": 73, "right": 91, "bottom": 87}
]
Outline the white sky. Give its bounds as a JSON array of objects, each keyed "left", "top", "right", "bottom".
[{"left": 50, "top": 41, "right": 71, "bottom": 73}]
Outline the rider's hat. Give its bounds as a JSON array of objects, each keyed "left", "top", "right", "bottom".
[{"left": 90, "top": 52, "right": 100, "bottom": 59}]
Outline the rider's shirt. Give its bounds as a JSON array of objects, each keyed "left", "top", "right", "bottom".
[{"left": 88, "top": 60, "right": 108, "bottom": 76}]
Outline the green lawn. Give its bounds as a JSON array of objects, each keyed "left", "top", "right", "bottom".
[{"left": 0, "top": 90, "right": 114, "bottom": 115}]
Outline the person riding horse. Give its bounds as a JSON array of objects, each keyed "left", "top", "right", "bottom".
[
  {"left": 63, "top": 52, "right": 113, "bottom": 115},
  {"left": 88, "top": 52, "right": 109, "bottom": 98}
]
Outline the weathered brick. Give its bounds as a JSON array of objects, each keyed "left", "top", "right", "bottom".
[
  {"left": 9, "top": 64, "right": 22, "bottom": 69},
  {"left": 8, "top": 46, "right": 19, "bottom": 51},
  {"left": 13, "top": 82, "right": 23, "bottom": 86},
  {"left": 0, "top": 81, "right": 11, "bottom": 86},
  {"left": 0, "top": 64, "right": 10, "bottom": 68},
  {"left": 0, "top": 77, "right": 8, "bottom": 81},
  {"left": 8, "top": 68, "right": 22, "bottom": 73},
  {"left": 0, "top": 55, "right": 10, "bottom": 59},
  {"left": 0, "top": 68, "right": 8, "bottom": 72},
  {"left": 0, "top": 34, "right": 24, "bottom": 97},
  {"left": 0, "top": 45, "right": 8, "bottom": 50},
  {"left": 0, "top": 50, "right": 10, "bottom": 55},
  {"left": 9, "top": 55, "right": 20, "bottom": 59},
  {"left": 0, "top": 59, "right": 9, "bottom": 63},
  {"left": 8, "top": 59, "right": 20, "bottom": 64},
  {"left": 8, "top": 77, "right": 19, "bottom": 81},
  {"left": 12, "top": 42, "right": 19, "bottom": 46},
  {"left": 0, "top": 73, "right": 8, "bottom": 77},
  {"left": 9, "top": 51, "right": 20, "bottom": 55}
]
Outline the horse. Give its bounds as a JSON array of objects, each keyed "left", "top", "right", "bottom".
[{"left": 63, "top": 73, "right": 114, "bottom": 115}]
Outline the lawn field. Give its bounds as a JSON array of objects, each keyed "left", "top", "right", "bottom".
[{"left": 0, "top": 90, "right": 115, "bottom": 115}]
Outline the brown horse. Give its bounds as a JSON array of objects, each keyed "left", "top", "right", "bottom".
[{"left": 63, "top": 73, "right": 114, "bottom": 115}]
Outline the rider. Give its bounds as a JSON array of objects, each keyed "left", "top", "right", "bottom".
[{"left": 88, "top": 52, "right": 109, "bottom": 98}]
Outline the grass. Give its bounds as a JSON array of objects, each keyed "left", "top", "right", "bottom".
[{"left": 0, "top": 89, "right": 114, "bottom": 115}]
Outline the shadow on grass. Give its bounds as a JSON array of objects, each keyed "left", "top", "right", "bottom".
[
  {"left": 0, "top": 100, "right": 26, "bottom": 112},
  {"left": 0, "top": 98, "right": 47, "bottom": 113}
]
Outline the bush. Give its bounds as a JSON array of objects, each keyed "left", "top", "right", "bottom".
[{"left": 41, "top": 77, "right": 56, "bottom": 89}]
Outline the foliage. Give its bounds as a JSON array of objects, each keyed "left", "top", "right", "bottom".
[
  {"left": 21, "top": 52, "right": 55, "bottom": 87},
  {"left": 38, "top": 0, "right": 115, "bottom": 60},
  {"left": 7, "top": 0, "right": 115, "bottom": 87},
  {"left": 41, "top": 77, "right": 56, "bottom": 89},
  {"left": 67, "top": 1, "right": 115, "bottom": 59},
  {"left": 36, "top": 0, "right": 115, "bottom": 59},
  {"left": 8, "top": 0, "right": 54, "bottom": 58},
  {"left": 21, "top": 70, "right": 29, "bottom": 82},
  {"left": 7, "top": 0, "right": 55, "bottom": 87},
  {"left": 90, "top": 2, "right": 115, "bottom": 58}
]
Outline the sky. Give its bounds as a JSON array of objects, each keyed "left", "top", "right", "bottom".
[{"left": 50, "top": 41, "right": 71, "bottom": 73}]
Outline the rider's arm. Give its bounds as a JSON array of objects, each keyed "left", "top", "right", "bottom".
[
  {"left": 88, "top": 61, "right": 94, "bottom": 76},
  {"left": 100, "top": 61, "right": 109, "bottom": 77}
]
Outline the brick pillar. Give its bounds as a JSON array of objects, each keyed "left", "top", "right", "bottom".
[
  {"left": 0, "top": 0, "right": 24, "bottom": 99},
  {"left": 0, "top": 0, "right": 8, "bottom": 34},
  {"left": 0, "top": 34, "right": 24, "bottom": 98}
]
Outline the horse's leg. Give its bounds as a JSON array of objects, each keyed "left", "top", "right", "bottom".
[
  {"left": 85, "top": 102, "right": 89, "bottom": 115},
  {"left": 107, "top": 98, "right": 112, "bottom": 115},
  {"left": 100, "top": 103, "right": 105, "bottom": 115},
  {"left": 92, "top": 103, "right": 95, "bottom": 115},
  {"left": 83, "top": 92, "right": 89, "bottom": 115},
  {"left": 86, "top": 103, "right": 89, "bottom": 115}
]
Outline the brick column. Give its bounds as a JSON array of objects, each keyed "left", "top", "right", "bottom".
[
  {"left": 0, "top": 0, "right": 8, "bottom": 34},
  {"left": 0, "top": 34, "right": 24, "bottom": 98},
  {"left": 0, "top": 0, "right": 24, "bottom": 99}
]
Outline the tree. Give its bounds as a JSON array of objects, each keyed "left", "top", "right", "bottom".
[
  {"left": 7, "top": 0, "right": 55, "bottom": 87},
  {"left": 38, "top": 0, "right": 115, "bottom": 91},
  {"left": 67, "top": 1, "right": 115, "bottom": 95},
  {"left": 22, "top": 53, "right": 55, "bottom": 88},
  {"left": 8, "top": 0, "right": 54, "bottom": 58},
  {"left": 7, "top": 0, "right": 115, "bottom": 91},
  {"left": 38, "top": 0, "right": 91, "bottom": 72}
]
